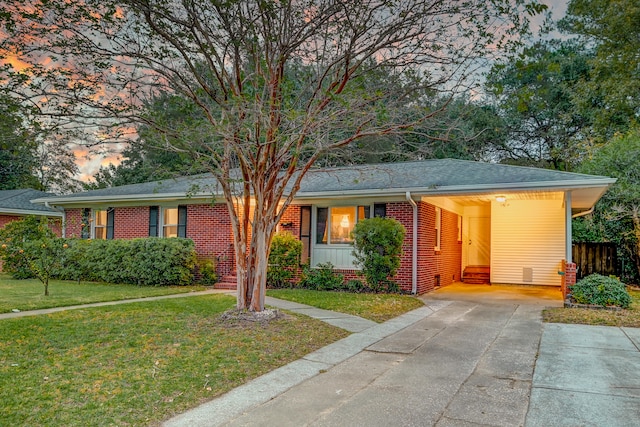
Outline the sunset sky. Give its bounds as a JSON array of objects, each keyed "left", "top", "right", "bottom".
[{"left": 1, "top": 1, "right": 569, "bottom": 184}]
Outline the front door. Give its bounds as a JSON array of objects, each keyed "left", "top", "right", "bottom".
[{"left": 468, "top": 216, "right": 490, "bottom": 266}]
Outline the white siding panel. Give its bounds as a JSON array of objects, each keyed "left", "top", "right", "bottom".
[
  {"left": 312, "top": 246, "right": 357, "bottom": 269},
  {"left": 491, "top": 198, "right": 565, "bottom": 286}
]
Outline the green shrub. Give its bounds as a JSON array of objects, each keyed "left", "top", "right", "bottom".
[
  {"left": 570, "top": 274, "right": 632, "bottom": 308},
  {"left": 56, "top": 238, "right": 93, "bottom": 282},
  {"left": 197, "top": 258, "right": 218, "bottom": 285},
  {"left": 56, "top": 238, "right": 197, "bottom": 286},
  {"left": 345, "top": 279, "right": 366, "bottom": 293},
  {"left": 352, "top": 217, "right": 406, "bottom": 293},
  {"left": 299, "top": 262, "right": 344, "bottom": 291},
  {"left": 267, "top": 231, "right": 302, "bottom": 288}
]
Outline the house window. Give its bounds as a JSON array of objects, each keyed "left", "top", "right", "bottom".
[
  {"left": 163, "top": 206, "right": 187, "bottom": 238},
  {"left": 94, "top": 208, "right": 114, "bottom": 240},
  {"left": 316, "top": 205, "right": 370, "bottom": 245},
  {"left": 434, "top": 207, "right": 442, "bottom": 251}
]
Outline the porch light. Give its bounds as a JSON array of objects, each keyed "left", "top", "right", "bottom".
[
  {"left": 495, "top": 196, "right": 507, "bottom": 203},
  {"left": 340, "top": 215, "right": 350, "bottom": 228}
]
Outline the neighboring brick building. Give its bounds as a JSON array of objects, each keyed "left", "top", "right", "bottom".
[
  {"left": 0, "top": 189, "right": 65, "bottom": 271},
  {"left": 0, "top": 189, "right": 64, "bottom": 234},
  {"left": 32, "top": 159, "right": 616, "bottom": 294}
]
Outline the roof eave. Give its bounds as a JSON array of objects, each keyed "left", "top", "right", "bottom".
[
  {"left": 295, "top": 178, "right": 617, "bottom": 200},
  {"left": 0, "top": 207, "right": 64, "bottom": 217}
]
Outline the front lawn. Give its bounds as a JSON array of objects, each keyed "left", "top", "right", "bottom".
[
  {"left": 0, "top": 273, "right": 204, "bottom": 313},
  {"left": 267, "top": 289, "right": 425, "bottom": 323},
  {"left": 542, "top": 289, "right": 640, "bottom": 327},
  {"left": 0, "top": 294, "right": 348, "bottom": 426}
]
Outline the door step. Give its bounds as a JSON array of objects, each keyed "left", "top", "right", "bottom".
[
  {"left": 463, "top": 266, "right": 490, "bottom": 284},
  {"left": 215, "top": 275, "right": 237, "bottom": 290}
]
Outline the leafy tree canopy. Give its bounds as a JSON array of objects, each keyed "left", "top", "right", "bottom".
[
  {"left": 559, "top": 0, "right": 640, "bottom": 139},
  {"left": 485, "top": 40, "right": 594, "bottom": 170}
]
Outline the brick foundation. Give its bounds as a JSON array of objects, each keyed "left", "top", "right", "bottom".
[{"left": 561, "top": 260, "right": 577, "bottom": 299}]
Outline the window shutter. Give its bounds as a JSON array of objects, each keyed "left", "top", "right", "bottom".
[
  {"left": 106, "top": 208, "right": 115, "bottom": 240},
  {"left": 374, "top": 203, "right": 386, "bottom": 218},
  {"left": 177, "top": 205, "right": 187, "bottom": 238},
  {"left": 316, "top": 207, "right": 328, "bottom": 244},
  {"left": 149, "top": 206, "right": 159, "bottom": 237}
]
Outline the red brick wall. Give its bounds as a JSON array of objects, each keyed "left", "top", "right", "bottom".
[
  {"left": 561, "top": 260, "right": 577, "bottom": 299},
  {"left": 114, "top": 207, "right": 149, "bottom": 239},
  {"left": 0, "top": 214, "right": 62, "bottom": 237},
  {"left": 279, "top": 205, "right": 301, "bottom": 237},
  {"left": 387, "top": 202, "right": 415, "bottom": 292},
  {"left": 385, "top": 201, "right": 463, "bottom": 294},
  {"left": 64, "top": 208, "right": 85, "bottom": 238},
  {"left": 186, "top": 204, "right": 235, "bottom": 276},
  {"left": 0, "top": 214, "right": 20, "bottom": 228}
]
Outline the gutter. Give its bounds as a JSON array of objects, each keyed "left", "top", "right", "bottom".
[
  {"left": 405, "top": 192, "right": 418, "bottom": 295},
  {"left": 295, "top": 178, "right": 617, "bottom": 200},
  {"left": 571, "top": 207, "right": 594, "bottom": 219},
  {"left": 0, "top": 207, "right": 64, "bottom": 217}
]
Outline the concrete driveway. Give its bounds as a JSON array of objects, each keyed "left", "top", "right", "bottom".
[{"left": 164, "top": 285, "right": 640, "bottom": 427}]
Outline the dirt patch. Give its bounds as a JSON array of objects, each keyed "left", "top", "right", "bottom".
[{"left": 219, "top": 308, "right": 286, "bottom": 326}]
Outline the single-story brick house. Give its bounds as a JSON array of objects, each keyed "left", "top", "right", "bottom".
[
  {"left": 0, "top": 189, "right": 64, "bottom": 232},
  {"left": 31, "top": 159, "right": 615, "bottom": 294}
]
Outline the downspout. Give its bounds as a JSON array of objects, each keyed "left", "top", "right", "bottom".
[
  {"left": 564, "top": 191, "right": 572, "bottom": 263},
  {"left": 571, "top": 207, "right": 594, "bottom": 219},
  {"left": 44, "top": 202, "right": 66, "bottom": 238},
  {"left": 405, "top": 192, "right": 418, "bottom": 295}
]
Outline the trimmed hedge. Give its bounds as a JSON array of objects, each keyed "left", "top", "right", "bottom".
[{"left": 56, "top": 238, "right": 197, "bottom": 286}]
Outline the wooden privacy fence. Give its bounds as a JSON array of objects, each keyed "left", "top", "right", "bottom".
[{"left": 572, "top": 242, "right": 618, "bottom": 280}]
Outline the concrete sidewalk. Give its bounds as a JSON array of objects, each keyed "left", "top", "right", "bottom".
[{"left": 527, "top": 323, "right": 640, "bottom": 427}]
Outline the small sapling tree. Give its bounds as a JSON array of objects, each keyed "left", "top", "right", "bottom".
[{"left": 0, "top": 216, "right": 65, "bottom": 296}]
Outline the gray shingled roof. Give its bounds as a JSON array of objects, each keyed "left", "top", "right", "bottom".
[
  {"left": 297, "top": 159, "right": 613, "bottom": 194},
  {"left": 0, "top": 189, "right": 62, "bottom": 215},
  {"left": 33, "top": 159, "right": 615, "bottom": 204}
]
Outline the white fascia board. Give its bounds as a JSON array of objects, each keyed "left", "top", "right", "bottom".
[
  {"left": 31, "top": 192, "right": 222, "bottom": 207},
  {"left": 294, "top": 178, "right": 617, "bottom": 200},
  {"left": 0, "top": 207, "right": 64, "bottom": 217}
]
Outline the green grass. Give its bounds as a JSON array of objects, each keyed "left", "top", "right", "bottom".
[
  {"left": 267, "top": 289, "right": 424, "bottom": 323},
  {"left": 543, "top": 289, "right": 640, "bottom": 327},
  {"left": 0, "top": 294, "right": 348, "bottom": 426},
  {"left": 0, "top": 273, "right": 205, "bottom": 313}
]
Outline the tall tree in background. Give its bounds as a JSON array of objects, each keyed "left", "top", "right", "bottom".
[
  {"left": 1, "top": 0, "right": 545, "bottom": 311},
  {"left": 0, "top": 93, "right": 40, "bottom": 190},
  {"left": 577, "top": 129, "right": 640, "bottom": 282},
  {"left": 485, "top": 40, "right": 593, "bottom": 170},
  {"left": 559, "top": 0, "right": 640, "bottom": 141},
  {"left": 0, "top": 92, "right": 79, "bottom": 192}
]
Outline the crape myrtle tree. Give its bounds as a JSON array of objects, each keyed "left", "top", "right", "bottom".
[{"left": 0, "top": 0, "right": 545, "bottom": 311}]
